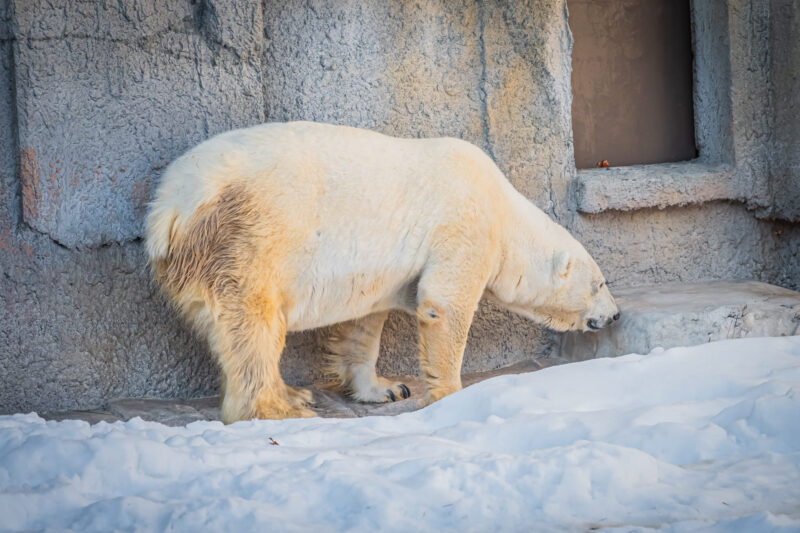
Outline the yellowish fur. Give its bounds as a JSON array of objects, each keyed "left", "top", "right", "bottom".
[
  {"left": 323, "top": 311, "right": 409, "bottom": 402},
  {"left": 146, "top": 121, "right": 618, "bottom": 423}
]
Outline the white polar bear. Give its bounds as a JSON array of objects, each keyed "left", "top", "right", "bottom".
[{"left": 146, "top": 121, "right": 619, "bottom": 423}]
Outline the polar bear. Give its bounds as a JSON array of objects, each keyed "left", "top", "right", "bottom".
[{"left": 146, "top": 121, "right": 619, "bottom": 423}]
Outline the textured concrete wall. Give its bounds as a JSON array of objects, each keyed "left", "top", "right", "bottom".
[
  {"left": 2, "top": 3, "right": 221, "bottom": 411},
  {"left": 263, "top": 0, "right": 484, "bottom": 143},
  {"left": 1, "top": 0, "right": 799, "bottom": 414},
  {"left": 12, "top": 0, "right": 265, "bottom": 248}
]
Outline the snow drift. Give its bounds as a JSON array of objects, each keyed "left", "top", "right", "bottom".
[{"left": 2, "top": 336, "right": 800, "bottom": 532}]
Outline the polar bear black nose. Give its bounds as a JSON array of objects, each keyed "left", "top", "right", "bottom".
[{"left": 587, "top": 314, "right": 619, "bottom": 330}]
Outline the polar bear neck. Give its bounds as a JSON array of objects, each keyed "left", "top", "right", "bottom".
[{"left": 487, "top": 191, "right": 574, "bottom": 308}]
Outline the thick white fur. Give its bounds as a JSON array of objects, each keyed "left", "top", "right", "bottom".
[{"left": 146, "top": 121, "right": 617, "bottom": 422}]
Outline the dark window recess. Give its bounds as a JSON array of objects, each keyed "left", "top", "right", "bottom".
[{"left": 570, "top": 0, "right": 697, "bottom": 169}]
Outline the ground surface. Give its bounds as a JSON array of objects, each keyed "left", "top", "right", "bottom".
[
  {"left": 2, "top": 336, "right": 800, "bottom": 532},
  {"left": 41, "top": 359, "right": 554, "bottom": 425}
]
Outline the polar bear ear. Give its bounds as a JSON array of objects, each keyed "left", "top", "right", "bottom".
[{"left": 552, "top": 251, "right": 572, "bottom": 283}]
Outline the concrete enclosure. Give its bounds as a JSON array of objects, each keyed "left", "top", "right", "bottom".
[{"left": 1, "top": 0, "right": 799, "bottom": 414}]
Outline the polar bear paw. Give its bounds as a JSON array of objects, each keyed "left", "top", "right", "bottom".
[
  {"left": 349, "top": 377, "right": 411, "bottom": 404},
  {"left": 286, "top": 385, "right": 314, "bottom": 408}
]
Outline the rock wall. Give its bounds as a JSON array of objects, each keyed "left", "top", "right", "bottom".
[
  {"left": 1, "top": 0, "right": 798, "bottom": 414},
  {"left": 12, "top": 0, "right": 265, "bottom": 248}
]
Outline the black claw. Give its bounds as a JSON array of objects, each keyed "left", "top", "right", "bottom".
[
  {"left": 387, "top": 389, "right": 397, "bottom": 402},
  {"left": 399, "top": 384, "right": 411, "bottom": 399}
]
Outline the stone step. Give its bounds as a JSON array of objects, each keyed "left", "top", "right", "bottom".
[{"left": 560, "top": 281, "right": 800, "bottom": 362}]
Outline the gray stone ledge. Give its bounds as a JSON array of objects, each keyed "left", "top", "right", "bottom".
[
  {"left": 573, "top": 162, "right": 736, "bottom": 213},
  {"left": 560, "top": 280, "right": 800, "bottom": 362}
]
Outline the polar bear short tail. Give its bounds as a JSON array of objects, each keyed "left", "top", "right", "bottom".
[
  {"left": 144, "top": 203, "right": 180, "bottom": 262},
  {"left": 145, "top": 132, "right": 252, "bottom": 265}
]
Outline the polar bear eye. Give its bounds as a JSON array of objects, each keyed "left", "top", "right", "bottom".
[{"left": 591, "top": 280, "right": 605, "bottom": 295}]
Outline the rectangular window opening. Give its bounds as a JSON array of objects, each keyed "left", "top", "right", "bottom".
[{"left": 569, "top": 0, "right": 698, "bottom": 169}]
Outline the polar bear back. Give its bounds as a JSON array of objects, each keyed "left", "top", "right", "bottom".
[{"left": 146, "top": 121, "right": 543, "bottom": 330}]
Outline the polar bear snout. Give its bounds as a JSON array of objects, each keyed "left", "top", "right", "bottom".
[
  {"left": 586, "top": 311, "right": 620, "bottom": 331},
  {"left": 581, "top": 278, "right": 619, "bottom": 332}
]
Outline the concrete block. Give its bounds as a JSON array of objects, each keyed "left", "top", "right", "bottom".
[
  {"left": 561, "top": 281, "right": 800, "bottom": 361},
  {"left": 12, "top": 0, "right": 264, "bottom": 248},
  {"left": 483, "top": 0, "right": 574, "bottom": 214},
  {"left": 262, "top": 0, "right": 484, "bottom": 142},
  {"left": 574, "top": 163, "right": 735, "bottom": 214}
]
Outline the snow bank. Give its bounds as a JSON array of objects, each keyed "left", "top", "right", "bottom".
[{"left": 2, "top": 337, "right": 800, "bottom": 532}]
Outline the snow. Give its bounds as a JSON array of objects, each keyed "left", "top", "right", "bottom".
[{"left": 2, "top": 336, "right": 800, "bottom": 532}]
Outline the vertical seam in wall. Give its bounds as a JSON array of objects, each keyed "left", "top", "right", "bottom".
[
  {"left": 548, "top": 1, "right": 562, "bottom": 220},
  {"left": 688, "top": 0, "right": 702, "bottom": 163},
  {"left": 759, "top": 0, "right": 775, "bottom": 211},
  {"left": 261, "top": 0, "right": 270, "bottom": 122},
  {"left": 6, "top": 6, "right": 21, "bottom": 228},
  {"left": 477, "top": 1, "right": 495, "bottom": 162},
  {"left": 549, "top": 0, "right": 571, "bottom": 222}
]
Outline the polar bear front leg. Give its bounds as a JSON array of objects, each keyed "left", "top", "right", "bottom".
[
  {"left": 416, "top": 259, "right": 487, "bottom": 406},
  {"left": 325, "top": 311, "right": 412, "bottom": 403}
]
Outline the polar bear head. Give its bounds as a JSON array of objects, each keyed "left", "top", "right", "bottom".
[
  {"left": 534, "top": 248, "right": 620, "bottom": 332},
  {"left": 488, "top": 223, "right": 619, "bottom": 333}
]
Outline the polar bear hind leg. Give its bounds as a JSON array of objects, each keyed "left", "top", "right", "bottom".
[
  {"left": 210, "top": 289, "right": 316, "bottom": 423},
  {"left": 325, "top": 311, "right": 412, "bottom": 403},
  {"left": 158, "top": 184, "right": 314, "bottom": 423}
]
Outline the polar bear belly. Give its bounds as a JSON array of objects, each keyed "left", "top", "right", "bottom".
[{"left": 283, "top": 225, "right": 429, "bottom": 332}]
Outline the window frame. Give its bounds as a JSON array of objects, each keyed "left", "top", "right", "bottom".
[{"left": 570, "top": 0, "right": 763, "bottom": 215}]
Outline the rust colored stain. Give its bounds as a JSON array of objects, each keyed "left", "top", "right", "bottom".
[
  {"left": 0, "top": 229, "right": 33, "bottom": 259},
  {"left": 19, "top": 147, "right": 41, "bottom": 222},
  {"left": 0, "top": 228, "right": 13, "bottom": 255},
  {"left": 131, "top": 177, "right": 152, "bottom": 208}
]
